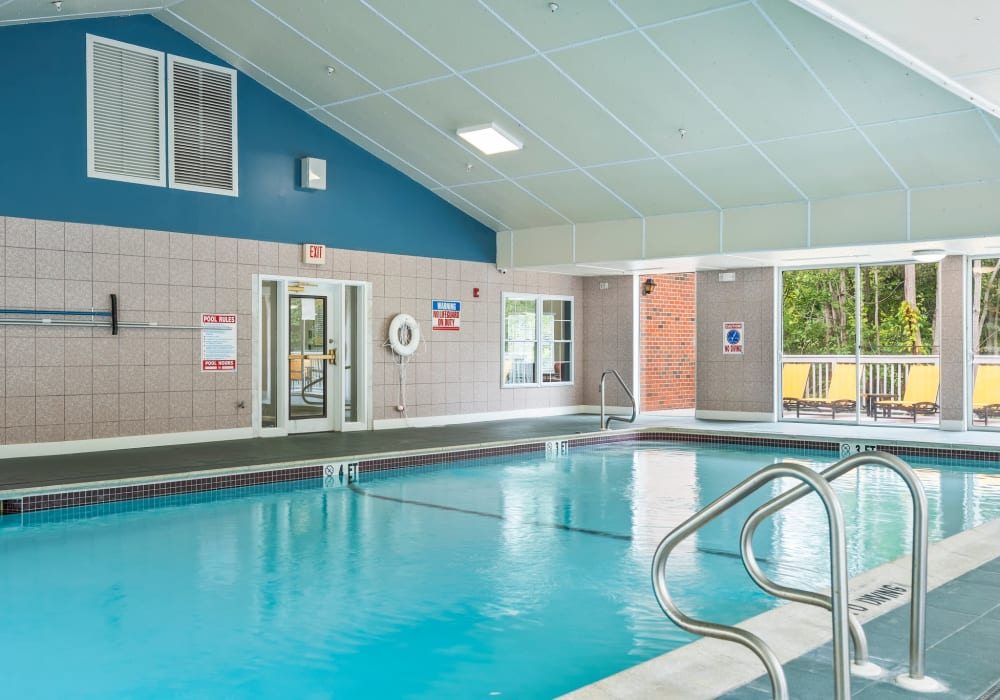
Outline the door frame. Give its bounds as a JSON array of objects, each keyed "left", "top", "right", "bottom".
[{"left": 252, "top": 274, "right": 372, "bottom": 436}]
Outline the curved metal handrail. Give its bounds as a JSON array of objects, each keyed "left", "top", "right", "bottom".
[
  {"left": 599, "top": 369, "right": 637, "bottom": 429},
  {"left": 652, "top": 462, "right": 851, "bottom": 700},
  {"left": 741, "top": 451, "right": 929, "bottom": 681}
]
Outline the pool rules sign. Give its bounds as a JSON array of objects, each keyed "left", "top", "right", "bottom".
[
  {"left": 201, "top": 314, "right": 237, "bottom": 371},
  {"left": 723, "top": 321, "right": 744, "bottom": 355}
]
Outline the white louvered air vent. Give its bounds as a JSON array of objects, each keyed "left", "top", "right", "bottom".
[
  {"left": 86, "top": 35, "right": 165, "bottom": 186},
  {"left": 168, "top": 56, "right": 238, "bottom": 196}
]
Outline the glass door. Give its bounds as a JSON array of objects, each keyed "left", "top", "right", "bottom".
[
  {"left": 256, "top": 276, "right": 369, "bottom": 435},
  {"left": 971, "top": 257, "right": 1000, "bottom": 430},
  {"left": 288, "top": 292, "right": 337, "bottom": 429}
]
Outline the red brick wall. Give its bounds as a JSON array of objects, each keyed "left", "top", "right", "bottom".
[{"left": 640, "top": 274, "right": 696, "bottom": 410}]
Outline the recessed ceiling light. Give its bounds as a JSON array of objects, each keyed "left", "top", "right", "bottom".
[
  {"left": 911, "top": 248, "right": 947, "bottom": 263},
  {"left": 456, "top": 123, "right": 522, "bottom": 155}
]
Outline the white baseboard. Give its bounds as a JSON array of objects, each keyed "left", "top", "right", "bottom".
[
  {"left": 374, "top": 405, "right": 588, "bottom": 430},
  {"left": 939, "top": 420, "right": 966, "bottom": 432},
  {"left": 694, "top": 410, "right": 776, "bottom": 422},
  {"left": 0, "top": 428, "right": 255, "bottom": 460}
]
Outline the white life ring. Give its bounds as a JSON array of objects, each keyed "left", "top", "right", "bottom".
[{"left": 388, "top": 313, "right": 421, "bottom": 356}]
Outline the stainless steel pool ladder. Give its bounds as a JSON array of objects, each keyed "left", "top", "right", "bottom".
[
  {"left": 651, "top": 452, "right": 932, "bottom": 700},
  {"left": 741, "top": 452, "right": 930, "bottom": 688},
  {"left": 599, "top": 369, "right": 636, "bottom": 430}
]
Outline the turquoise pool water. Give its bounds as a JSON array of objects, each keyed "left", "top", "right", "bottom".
[{"left": 1, "top": 443, "right": 999, "bottom": 698}]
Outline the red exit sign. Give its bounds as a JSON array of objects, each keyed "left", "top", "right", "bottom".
[{"left": 302, "top": 243, "right": 326, "bottom": 265}]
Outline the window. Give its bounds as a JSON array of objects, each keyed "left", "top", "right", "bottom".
[
  {"left": 86, "top": 35, "right": 165, "bottom": 186},
  {"left": 86, "top": 35, "right": 237, "bottom": 196},
  {"left": 502, "top": 294, "right": 573, "bottom": 386},
  {"left": 168, "top": 56, "right": 238, "bottom": 196}
]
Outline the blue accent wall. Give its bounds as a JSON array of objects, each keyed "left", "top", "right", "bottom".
[{"left": 0, "top": 16, "right": 494, "bottom": 262}]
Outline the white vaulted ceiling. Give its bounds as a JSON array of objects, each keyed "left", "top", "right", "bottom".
[{"left": 6, "top": 0, "right": 1000, "bottom": 273}]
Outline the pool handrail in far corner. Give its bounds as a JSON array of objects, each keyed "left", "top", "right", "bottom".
[
  {"left": 599, "top": 368, "right": 636, "bottom": 430},
  {"left": 651, "top": 462, "right": 852, "bottom": 700},
  {"left": 739, "top": 451, "right": 938, "bottom": 691}
]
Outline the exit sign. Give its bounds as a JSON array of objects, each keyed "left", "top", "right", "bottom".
[{"left": 302, "top": 243, "right": 326, "bottom": 265}]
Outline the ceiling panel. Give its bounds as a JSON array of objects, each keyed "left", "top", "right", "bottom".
[
  {"left": 164, "top": 0, "right": 373, "bottom": 106},
  {"left": 0, "top": 0, "right": 164, "bottom": 23},
  {"left": 326, "top": 95, "right": 506, "bottom": 188},
  {"left": 366, "top": 0, "right": 532, "bottom": 72},
  {"left": 550, "top": 33, "right": 744, "bottom": 155},
  {"left": 588, "top": 160, "right": 715, "bottom": 215},
  {"left": 646, "top": 4, "right": 850, "bottom": 141},
  {"left": 430, "top": 188, "right": 507, "bottom": 231},
  {"left": 864, "top": 110, "right": 1000, "bottom": 188},
  {"left": 483, "top": 0, "right": 632, "bottom": 52},
  {"left": 157, "top": 13, "right": 316, "bottom": 112},
  {"left": 254, "top": 0, "right": 448, "bottom": 89},
  {"left": 615, "top": 0, "right": 741, "bottom": 27},
  {"left": 759, "top": 0, "right": 968, "bottom": 126},
  {"left": 669, "top": 146, "right": 803, "bottom": 208},
  {"left": 759, "top": 130, "right": 902, "bottom": 199},
  {"left": 450, "top": 181, "right": 569, "bottom": 230},
  {"left": 391, "top": 76, "right": 571, "bottom": 179},
  {"left": 310, "top": 109, "right": 442, "bottom": 193},
  {"left": 517, "top": 171, "right": 637, "bottom": 223},
  {"left": 465, "top": 57, "right": 652, "bottom": 167},
  {"left": 814, "top": 0, "right": 1000, "bottom": 77}
]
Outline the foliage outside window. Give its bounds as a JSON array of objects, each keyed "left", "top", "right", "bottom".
[
  {"left": 782, "top": 264, "right": 939, "bottom": 356},
  {"left": 503, "top": 294, "right": 573, "bottom": 386}
]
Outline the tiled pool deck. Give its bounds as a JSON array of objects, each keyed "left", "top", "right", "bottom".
[{"left": 2, "top": 411, "right": 1000, "bottom": 698}]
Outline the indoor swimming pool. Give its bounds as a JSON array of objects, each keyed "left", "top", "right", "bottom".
[{"left": 1, "top": 441, "right": 999, "bottom": 698}]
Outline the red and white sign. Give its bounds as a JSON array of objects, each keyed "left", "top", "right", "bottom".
[
  {"left": 201, "top": 313, "right": 237, "bottom": 372},
  {"left": 432, "top": 300, "right": 461, "bottom": 331},
  {"left": 302, "top": 243, "right": 326, "bottom": 265},
  {"left": 723, "top": 321, "right": 744, "bottom": 355}
]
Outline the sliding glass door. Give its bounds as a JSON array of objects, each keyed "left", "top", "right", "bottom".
[{"left": 781, "top": 262, "right": 940, "bottom": 426}]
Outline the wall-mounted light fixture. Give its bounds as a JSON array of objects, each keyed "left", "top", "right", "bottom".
[
  {"left": 642, "top": 278, "right": 657, "bottom": 296},
  {"left": 911, "top": 248, "right": 946, "bottom": 263},
  {"left": 457, "top": 123, "right": 522, "bottom": 155},
  {"left": 299, "top": 157, "right": 327, "bottom": 190}
]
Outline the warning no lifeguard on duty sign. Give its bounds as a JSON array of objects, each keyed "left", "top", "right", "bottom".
[
  {"left": 432, "top": 300, "right": 461, "bottom": 331},
  {"left": 723, "top": 321, "right": 744, "bottom": 355}
]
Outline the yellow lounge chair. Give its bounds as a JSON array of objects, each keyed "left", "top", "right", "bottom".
[
  {"left": 799, "top": 363, "right": 857, "bottom": 418},
  {"left": 877, "top": 364, "right": 939, "bottom": 422},
  {"left": 972, "top": 364, "right": 1000, "bottom": 425},
  {"left": 781, "top": 363, "right": 811, "bottom": 414}
]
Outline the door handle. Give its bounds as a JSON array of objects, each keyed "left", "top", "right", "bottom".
[{"left": 289, "top": 351, "right": 336, "bottom": 365}]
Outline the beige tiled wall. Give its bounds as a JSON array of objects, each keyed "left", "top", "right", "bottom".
[
  {"left": 0, "top": 216, "right": 586, "bottom": 445},
  {"left": 696, "top": 268, "right": 776, "bottom": 415},
  {"left": 581, "top": 276, "right": 636, "bottom": 407},
  {"left": 939, "top": 256, "right": 964, "bottom": 423}
]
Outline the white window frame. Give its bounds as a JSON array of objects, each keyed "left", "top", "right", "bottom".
[
  {"left": 167, "top": 54, "right": 239, "bottom": 197},
  {"left": 86, "top": 34, "right": 166, "bottom": 187},
  {"left": 501, "top": 293, "right": 574, "bottom": 388}
]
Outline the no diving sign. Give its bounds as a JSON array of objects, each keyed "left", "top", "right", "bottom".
[{"left": 723, "top": 321, "right": 744, "bottom": 355}]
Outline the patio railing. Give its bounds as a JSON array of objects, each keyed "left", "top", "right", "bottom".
[{"left": 783, "top": 354, "right": 940, "bottom": 402}]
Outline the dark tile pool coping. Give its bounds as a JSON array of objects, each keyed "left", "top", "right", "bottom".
[{"left": 3, "top": 427, "right": 999, "bottom": 515}]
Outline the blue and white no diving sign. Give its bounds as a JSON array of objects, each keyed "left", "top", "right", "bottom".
[{"left": 723, "top": 321, "right": 744, "bottom": 355}]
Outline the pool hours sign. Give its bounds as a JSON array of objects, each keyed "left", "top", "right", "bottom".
[{"left": 723, "top": 321, "right": 744, "bottom": 355}]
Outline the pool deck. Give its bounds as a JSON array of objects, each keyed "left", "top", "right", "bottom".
[{"left": 2, "top": 411, "right": 1000, "bottom": 698}]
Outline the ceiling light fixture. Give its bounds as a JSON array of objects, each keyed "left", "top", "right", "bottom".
[
  {"left": 456, "top": 123, "right": 522, "bottom": 155},
  {"left": 911, "top": 248, "right": 947, "bottom": 263}
]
